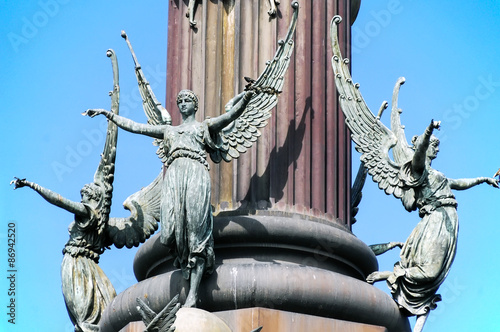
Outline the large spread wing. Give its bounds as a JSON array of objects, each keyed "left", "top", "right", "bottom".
[
  {"left": 104, "top": 172, "right": 161, "bottom": 249},
  {"left": 207, "top": 1, "right": 299, "bottom": 163},
  {"left": 330, "top": 16, "right": 408, "bottom": 200},
  {"left": 93, "top": 49, "right": 120, "bottom": 226},
  {"left": 122, "top": 31, "right": 171, "bottom": 163}
]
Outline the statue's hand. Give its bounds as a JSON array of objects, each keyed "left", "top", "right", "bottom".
[
  {"left": 484, "top": 177, "right": 499, "bottom": 188},
  {"left": 430, "top": 119, "right": 441, "bottom": 130},
  {"left": 10, "top": 177, "right": 27, "bottom": 189},
  {"left": 366, "top": 272, "right": 378, "bottom": 284},
  {"left": 82, "top": 109, "right": 106, "bottom": 118},
  {"left": 390, "top": 241, "right": 405, "bottom": 249},
  {"left": 243, "top": 90, "right": 256, "bottom": 101}
]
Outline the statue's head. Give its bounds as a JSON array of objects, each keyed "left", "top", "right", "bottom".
[
  {"left": 176, "top": 89, "right": 199, "bottom": 115},
  {"left": 411, "top": 134, "right": 440, "bottom": 160},
  {"left": 80, "top": 183, "right": 101, "bottom": 203}
]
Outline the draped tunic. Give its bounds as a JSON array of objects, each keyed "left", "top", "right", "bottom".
[
  {"left": 390, "top": 164, "right": 459, "bottom": 316},
  {"left": 159, "top": 121, "right": 215, "bottom": 279},
  {"left": 62, "top": 205, "right": 116, "bottom": 332}
]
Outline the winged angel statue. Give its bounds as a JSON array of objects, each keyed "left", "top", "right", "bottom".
[
  {"left": 330, "top": 16, "right": 498, "bottom": 332},
  {"left": 11, "top": 50, "right": 158, "bottom": 331},
  {"left": 84, "top": 2, "right": 298, "bottom": 308}
]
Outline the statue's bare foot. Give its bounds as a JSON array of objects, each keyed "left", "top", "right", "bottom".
[{"left": 366, "top": 271, "right": 392, "bottom": 284}]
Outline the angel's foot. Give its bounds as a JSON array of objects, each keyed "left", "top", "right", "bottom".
[
  {"left": 189, "top": 20, "right": 197, "bottom": 27},
  {"left": 366, "top": 271, "right": 392, "bottom": 284}
]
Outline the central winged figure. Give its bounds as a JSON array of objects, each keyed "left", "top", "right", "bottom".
[
  {"left": 330, "top": 16, "right": 498, "bottom": 332},
  {"left": 85, "top": 3, "right": 298, "bottom": 308}
]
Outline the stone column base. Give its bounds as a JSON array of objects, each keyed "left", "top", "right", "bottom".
[
  {"left": 215, "top": 307, "right": 388, "bottom": 332},
  {"left": 120, "top": 307, "right": 388, "bottom": 332}
]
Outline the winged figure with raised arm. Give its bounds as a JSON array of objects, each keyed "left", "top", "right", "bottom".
[
  {"left": 11, "top": 49, "right": 158, "bottom": 332},
  {"left": 84, "top": 2, "right": 298, "bottom": 308},
  {"left": 330, "top": 15, "right": 498, "bottom": 332}
]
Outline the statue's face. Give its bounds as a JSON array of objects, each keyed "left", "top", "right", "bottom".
[
  {"left": 427, "top": 139, "right": 440, "bottom": 160},
  {"left": 177, "top": 95, "right": 197, "bottom": 117},
  {"left": 80, "top": 184, "right": 100, "bottom": 203},
  {"left": 81, "top": 188, "right": 93, "bottom": 203}
]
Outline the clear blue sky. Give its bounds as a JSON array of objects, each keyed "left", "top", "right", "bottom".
[{"left": 1, "top": 1, "right": 499, "bottom": 331}]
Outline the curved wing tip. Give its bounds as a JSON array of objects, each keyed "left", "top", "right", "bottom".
[{"left": 332, "top": 15, "right": 342, "bottom": 24}]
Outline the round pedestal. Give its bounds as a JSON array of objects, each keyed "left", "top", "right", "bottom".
[{"left": 99, "top": 212, "right": 409, "bottom": 331}]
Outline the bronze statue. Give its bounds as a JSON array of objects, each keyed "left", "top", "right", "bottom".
[
  {"left": 11, "top": 50, "right": 159, "bottom": 332},
  {"left": 84, "top": 5, "right": 298, "bottom": 308},
  {"left": 330, "top": 16, "right": 498, "bottom": 332}
]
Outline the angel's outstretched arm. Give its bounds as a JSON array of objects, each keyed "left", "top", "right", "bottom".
[
  {"left": 11, "top": 178, "right": 87, "bottom": 216},
  {"left": 411, "top": 120, "right": 440, "bottom": 175},
  {"left": 207, "top": 91, "right": 255, "bottom": 133},
  {"left": 449, "top": 177, "right": 499, "bottom": 190},
  {"left": 84, "top": 109, "right": 164, "bottom": 139}
]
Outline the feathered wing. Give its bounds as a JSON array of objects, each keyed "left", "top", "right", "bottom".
[
  {"left": 390, "top": 77, "right": 414, "bottom": 164},
  {"left": 330, "top": 16, "right": 409, "bottom": 201},
  {"left": 154, "top": 295, "right": 180, "bottom": 332},
  {"left": 122, "top": 31, "right": 171, "bottom": 163},
  {"left": 136, "top": 295, "right": 180, "bottom": 332},
  {"left": 136, "top": 298, "right": 157, "bottom": 326},
  {"left": 351, "top": 163, "right": 368, "bottom": 224},
  {"left": 207, "top": 1, "right": 299, "bottom": 163},
  {"left": 104, "top": 172, "right": 161, "bottom": 249},
  {"left": 93, "top": 49, "right": 120, "bottom": 226}
]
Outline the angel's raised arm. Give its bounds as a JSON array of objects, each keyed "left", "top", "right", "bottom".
[
  {"left": 84, "top": 109, "right": 164, "bottom": 139},
  {"left": 207, "top": 91, "right": 254, "bottom": 133},
  {"left": 411, "top": 120, "right": 440, "bottom": 175},
  {"left": 10, "top": 178, "right": 87, "bottom": 216}
]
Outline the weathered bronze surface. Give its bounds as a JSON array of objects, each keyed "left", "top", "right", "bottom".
[
  {"left": 330, "top": 15, "right": 499, "bottom": 332},
  {"left": 85, "top": 5, "right": 298, "bottom": 308},
  {"left": 136, "top": 295, "right": 180, "bottom": 331},
  {"left": 12, "top": 50, "right": 129, "bottom": 332}
]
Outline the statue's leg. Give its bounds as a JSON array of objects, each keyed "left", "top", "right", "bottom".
[
  {"left": 414, "top": 311, "right": 430, "bottom": 332},
  {"left": 184, "top": 256, "right": 205, "bottom": 307}
]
